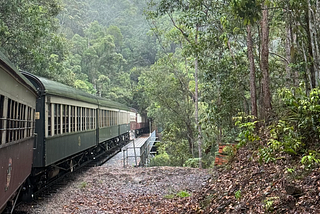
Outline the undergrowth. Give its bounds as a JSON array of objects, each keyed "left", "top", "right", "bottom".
[{"left": 235, "top": 86, "right": 320, "bottom": 171}]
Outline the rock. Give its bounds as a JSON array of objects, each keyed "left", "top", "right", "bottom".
[{"left": 284, "top": 184, "right": 304, "bottom": 198}]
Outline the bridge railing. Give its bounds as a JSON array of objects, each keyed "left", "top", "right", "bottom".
[
  {"left": 139, "top": 130, "right": 157, "bottom": 166},
  {"left": 122, "top": 130, "right": 157, "bottom": 167}
]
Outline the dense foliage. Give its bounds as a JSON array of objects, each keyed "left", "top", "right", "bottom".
[
  {"left": 1, "top": 0, "right": 320, "bottom": 169},
  {"left": 145, "top": 0, "right": 320, "bottom": 169}
]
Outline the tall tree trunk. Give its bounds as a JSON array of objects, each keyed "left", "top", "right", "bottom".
[
  {"left": 247, "top": 24, "right": 257, "bottom": 118},
  {"left": 302, "top": 41, "right": 311, "bottom": 95},
  {"left": 315, "top": 0, "right": 320, "bottom": 85},
  {"left": 260, "top": 2, "right": 272, "bottom": 120},
  {"left": 306, "top": 1, "right": 316, "bottom": 88},
  {"left": 308, "top": 0, "right": 320, "bottom": 87},
  {"left": 185, "top": 120, "right": 194, "bottom": 157},
  {"left": 292, "top": 20, "right": 299, "bottom": 87},
  {"left": 195, "top": 25, "right": 202, "bottom": 168},
  {"left": 285, "top": 15, "right": 292, "bottom": 88}
]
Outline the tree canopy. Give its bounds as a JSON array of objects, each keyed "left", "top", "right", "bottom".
[{"left": 2, "top": 0, "right": 320, "bottom": 170}]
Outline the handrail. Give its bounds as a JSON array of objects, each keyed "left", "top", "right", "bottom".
[{"left": 122, "top": 130, "right": 157, "bottom": 167}]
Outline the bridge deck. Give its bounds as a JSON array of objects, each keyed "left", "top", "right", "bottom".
[{"left": 103, "top": 136, "right": 149, "bottom": 168}]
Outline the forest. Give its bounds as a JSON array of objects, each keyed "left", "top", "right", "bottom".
[{"left": 1, "top": 0, "right": 320, "bottom": 172}]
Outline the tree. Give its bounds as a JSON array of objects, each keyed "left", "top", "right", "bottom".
[
  {"left": 231, "top": 0, "right": 261, "bottom": 119},
  {"left": 147, "top": 0, "right": 208, "bottom": 168},
  {"left": 139, "top": 52, "right": 196, "bottom": 162},
  {"left": 260, "top": 1, "right": 272, "bottom": 119},
  {"left": 0, "top": 0, "right": 73, "bottom": 83}
]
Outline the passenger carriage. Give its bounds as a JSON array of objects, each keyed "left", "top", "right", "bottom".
[
  {"left": 130, "top": 108, "right": 149, "bottom": 137},
  {"left": 0, "top": 53, "right": 37, "bottom": 212},
  {"left": 21, "top": 72, "right": 131, "bottom": 190}
]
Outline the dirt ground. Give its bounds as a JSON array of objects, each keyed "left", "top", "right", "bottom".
[{"left": 15, "top": 166, "right": 211, "bottom": 214}]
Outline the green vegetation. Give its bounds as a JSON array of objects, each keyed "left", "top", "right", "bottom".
[
  {"left": 164, "top": 190, "right": 191, "bottom": 199},
  {"left": 2, "top": 0, "right": 320, "bottom": 170},
  {"left": 264, "top": 197, "right": 279, "bottom": 212},
  {"left": 234, "top": 190, "right": 241, "bottom": 200},
  {"left": 80, "top": 181, "right": 88, "bottom": 189},
  {"left": 163, "top": 194, "right": 175, "bottom": 199},
  {"left": 176, "top": 190, "right": 191, "bottom": 198}
]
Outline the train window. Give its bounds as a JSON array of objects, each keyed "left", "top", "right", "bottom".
[
  {"left": 64, "top": 105, "right": 69, "bottom": 133},
  {"left": 106, "top": 111, "right": 108, "bottom": 127},
  {"left": 77, "top": 107, "right": 81, "bottom": 131},
  {"left": 6, "top": 99, "right": 12, "bottom": 142},
  {"left": 54, "top": 104, "right": 57, "bottom": 135},
  {"left": 112, "top": 111, "right": 115, "bottom": 126},
  {"left": 116, "top": 111, "right": 118, "bottom": 125},
  {"left": 26, "top": 107, "right": 33, "bottom": 137},
  {"left": 104, "top": 110, "right": 107, "bottom": 127},
  {"left": 102, "top": 110, "right": 105, "bottom": 127},
  {"left": 0, "top": 95, "right": 4, "bottom": 144},
  {"left": 20, "top": 104, "right": 26, "bottom": 139},
  {"left": 126, "top": 112, "right": 128, "bottom": 124},
  {"left": 5, "top": 99, "right": 30, "bottom": 143},
  {"left": 62, "top": 105, "right": 66, "bottom": 133},
  {"left": 82, "top": 107, "right": 85, "bottom": 131},
  {"left": 127, "top": 113, "right": 128, "bottom": 123},
  {"left": 105, "top": 110, "right": 107, "bottom": 127},
  {"left": 86, "top": 108, "right": 89, "bottom": 130},
  {"left": 67, "top": 106, "right": 70, "bottom": 133},
  {"left": 89, "top": 109, "right": 92, "bottom": 129},
  {"left": 107, "top": 110, "right": 110, "bottom": 126},
  {"left": 93, "top": 109, "right": 96, "bottom": 129},
  {"left": 90, "top": 109, "right": 93, "bottom": 129},
  {"left": 116, "top": 112, "right": 119, "bottom": 125},
  {"left": 48, "top": 104, "right": 52, "bottom": 136},
  {"left": 54, "top": 104, "right": 61, "bottom": 135},
  {"left": 102, "top": 110, "right": 105, "bottom": 128},
  {"left": 71, "top": 106, "right": 75, "bottom": 132},
  {"left": 101, "top": 110, "right": 104, "bottom": 127}
]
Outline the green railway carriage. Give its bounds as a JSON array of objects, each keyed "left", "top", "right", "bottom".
[
  {"left": 22, "top": 72, "right": 130, "bottom": 181},
  {"left": 96, "top": 97, "right": 130, "bottom": 146}
]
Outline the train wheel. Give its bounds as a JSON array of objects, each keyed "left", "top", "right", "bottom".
[{"left": 21, "top": 178, "right": 33, "bottom": 202}]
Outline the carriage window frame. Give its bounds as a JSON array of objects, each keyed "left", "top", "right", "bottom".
[
  {"left": 4, "top": 98, "right": 33, "bottom": 143},
  {"left": 54, "top": 104, "right": 61, "bottom": 135},
  {"left": 48, "top": 103, "right": 52, "bottom": 136},
  {"left": 85, "top": 108, "right": 89, "bottom": 130},
  {"left": 81, "top": 107, "right": 84, "bottom": 131},
  {"left": 0, "top": 95, "right": 4, "bottom": 144},
  {"left": 90, "top": 109, "right": 94, "bottom": 129},
  {"left": 71, "top": 106, "right": 75, "bottom": 132}
]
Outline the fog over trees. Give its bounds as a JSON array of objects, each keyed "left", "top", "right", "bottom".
[{"left": 1, "top": 0, "right": 320, "bottom": 169}]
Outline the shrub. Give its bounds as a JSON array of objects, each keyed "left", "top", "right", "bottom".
[
  {"left": 176, "top": 190, "right": 191, "bottom": 198},
  {"left": 183, "top": 158, "right": 200, "bottom": 168},
  {"left": 149, "top": 151, "right": 171, "bottom": 166}
]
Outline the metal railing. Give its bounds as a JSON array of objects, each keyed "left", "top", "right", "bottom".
[
  {"left": 122, "top": 130, "right": 157, "bottom": 167},
  {"left": 139, "top": 130, "right": 157, "bottom": 166},
  {"left": 122, "top": 138, "right": 138, "bottom": 167}
]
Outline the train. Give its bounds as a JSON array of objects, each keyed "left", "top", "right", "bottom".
[{"left": 0, "top": 52, "right": 148, "bottom": 213}]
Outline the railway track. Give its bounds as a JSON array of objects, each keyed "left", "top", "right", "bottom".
[{"left": 4, "top": 144, "right": 124, "bottom": 214}]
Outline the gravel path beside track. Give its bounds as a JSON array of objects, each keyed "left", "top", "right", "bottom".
[{"left": 15, "top": 166, "right": 210, "bottom": 214}]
